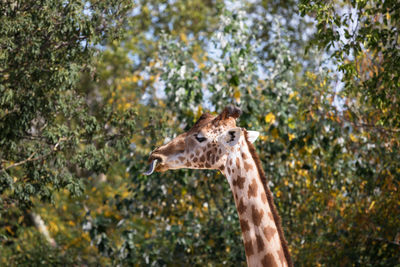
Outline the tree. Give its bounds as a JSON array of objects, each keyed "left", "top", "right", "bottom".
[
  {"left": 0, "top": 0, "right": 135, "bottom": 263},
  {"left": 299, "top": 0, "right": 400, "bottom": 129},
  {"left": 299, "top": 0, "right": 400, "bottom": 264}
]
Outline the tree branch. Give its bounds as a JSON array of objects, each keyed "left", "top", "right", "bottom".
[
  {"left": 0, "top": 137, "right": 68, "bottom": 171},
  {"left": 367, "top": 236, "right": 400, "bottom": 247},
  {"left": 29, "top": 211, "right": 57, "bottom": 248}
]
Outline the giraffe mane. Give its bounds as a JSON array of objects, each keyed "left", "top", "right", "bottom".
[{"left": 244, "top": 130, "right": 293, "bottom": 267}]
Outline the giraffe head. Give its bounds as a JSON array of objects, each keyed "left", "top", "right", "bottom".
[{"left": 144, "top": 106, "right": 259, "bottom": 175}]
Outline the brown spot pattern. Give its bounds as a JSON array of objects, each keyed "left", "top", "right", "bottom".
[
  {"left": 263, "top": 226, "right": 277, "bottom": 242},
  {"left": 237, "top": 198, "right": 247, "bottom": 214},
  {"left": 244, "top": 241, "right": 254, "bottom": 256},
  {"left": 256, "top": 233, "right": 265, "bottom": 252},
  {"left": 261, "top": 253, "right": 278, "bottom": 267},
  {"left": 206, "top": 151, "right": 212, "bottom": 161},
  {"left": 244, "top": 161, "right": 253, "bottom": 171},
  {"left": 267, "top": 212, "right": 274, "bottom": 221},
  {"left": 187, "top": 138, "right": 197, "bottom": 151},
  {"left": 247, "top": 179, "right": 258, "bottom": 198},
  {"left": 242, "top": 152, "right": 247, "bottom": 160},
  {"left": 261, "top": 192, "right": 268, "bottom": 204},
  {"left": 233, "top": 175, "right": 246, "bottom": 189},
  {"left": 200, "top": 155, "right": 205, "bottom": 162},
  {"left": 236, "top": 157, "right": 241, "bottom": 169},
  {"left": 252, "top": 205, "right": 264, "bottom": 226},
  {"left": 277, "top": 249, "right": 286, "bottom": 265},
  {"left": 239, "top": 219, "right": 250, "bottom": 233}
]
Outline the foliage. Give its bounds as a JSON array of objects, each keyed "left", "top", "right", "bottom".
[
  {"left": 0, "top": 0, "right": 135, "bottom": 264},
  {"left": 298, "top": 1, "right": 400, "bottom": 264},
  {"left": 299, "top": 0, "right": 400, "bottom": 129}
]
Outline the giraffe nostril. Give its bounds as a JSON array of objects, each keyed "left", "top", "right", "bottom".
[{"left": 154, "top": 156, "right": 163, "bottom": 164}]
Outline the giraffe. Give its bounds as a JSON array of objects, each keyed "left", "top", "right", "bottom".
[{"left": 144, "top": 106, "right": 293, "bottom": 267}]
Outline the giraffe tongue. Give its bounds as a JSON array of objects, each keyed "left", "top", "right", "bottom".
[{"left": 143, "top": 159, "right": 158, "bottom": 175}]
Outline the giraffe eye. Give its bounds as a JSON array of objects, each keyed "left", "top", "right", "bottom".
[{"left": 195, "top": 134, "right": 207, "bottom": 143}]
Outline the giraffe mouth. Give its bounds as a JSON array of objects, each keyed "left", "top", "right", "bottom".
[{"left": 143, "top": 159, "right": 159, "bottom": 175}]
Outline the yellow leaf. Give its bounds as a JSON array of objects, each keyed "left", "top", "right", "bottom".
[
  {"left": 349, "top": 133, "right": 358, "bottom": 142},
  {"left": 288, "top": 118, "right": 295, "bottom": 129},
  {"left": 289, "top": 91, "right": 298, "bottom": 100},
  {"left": 159, "top": 100, "right": 166, "bottom": 108},
  {"left": 82, "top": 232, "right": 90, "bottom": 241},
  {"left": 288, "top": 133, "right": 295, "bottom": 141},
  {"left": 124, "top": 103, "right": 131, "bottom": 109},
  {"left": 121, "top": 190, "right": 130, "bottom": 198},
  {"left": 265, "top": 112, "right": 276, "bottom": 124},
  {"left": 180, "top": 32, "right": 188, "bottom": 44},
  {"left": 373, "top": 65, "right": 379, "bottom": 76},
  {"left": 233, "top": 90, "right": 241, "bottom": 104},
  {"left": 195, "top": 105, "right": 203, "bottom": 120},
  {"left": 299, "top": 169, "right": 308, "bottom": 177},
  {"left": 271, "top": 128, "right": 279, "bottom": 138},
  {"left": 49, "top": 221, "right": 59, "bottom": 232},
  {"left": 368, "top": 201, "right": 375, "bottom": 211},
  {"left": 5, "top": 226, "right": 14, "bottom": 235}
]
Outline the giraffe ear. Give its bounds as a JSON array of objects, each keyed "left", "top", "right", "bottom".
[
  {"left": 246, "top": 130, "right": 259, "bottom": 143},
  {"left": 219, "top": 127, "right": 241, "bottom": 147}
]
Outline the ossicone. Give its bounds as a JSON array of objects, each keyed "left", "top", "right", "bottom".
[{"left": 218, "top": 105, "right": 242, "bottom": 120}]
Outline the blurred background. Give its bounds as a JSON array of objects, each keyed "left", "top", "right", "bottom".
[{"left": 1, "top": 0, "right": 399, "bottom": 265}]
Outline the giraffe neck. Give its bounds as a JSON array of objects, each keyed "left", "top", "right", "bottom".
[{"left": 222, "top": 136, "right": 291, "bottom": 267}]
